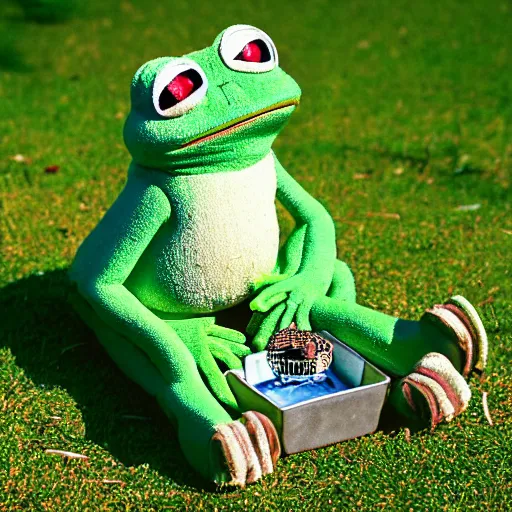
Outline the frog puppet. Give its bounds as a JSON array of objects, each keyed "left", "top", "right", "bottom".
[{"left": 70, "top": 25, "right": 488, "bottom": 486}]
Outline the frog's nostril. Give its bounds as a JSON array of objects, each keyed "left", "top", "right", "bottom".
[{"left": 217, "top": 82, "right": 232, "bottom": 105}]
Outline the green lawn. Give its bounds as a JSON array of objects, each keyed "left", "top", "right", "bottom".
[{"left": 1, "top": 0, "right": 511, "bottom": 509}]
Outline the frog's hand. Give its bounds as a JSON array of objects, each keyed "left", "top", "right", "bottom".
[
  {"left": 251, "top": 272, "right": 290, "bottom": 291},
  {"left": 70, "top": 170, "right": 199, "bottom": 386},
  {"left": 168, "top": 318, "right": 251, "bottom": 409},
  {"left": 248, "top": 303, "right": 287, "bottom": 351}
]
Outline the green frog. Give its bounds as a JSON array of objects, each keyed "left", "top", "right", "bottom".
[{"left": 70, "top": 24, "right": 488, "bottom": 486}]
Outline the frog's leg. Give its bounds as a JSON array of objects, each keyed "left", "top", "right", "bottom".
[
  {"left": 326, "top": 259, "right": 357, "bottom": 303},
  {"left": 313, "top": 274, "right": 467, "bottom": 376},
  {"left": 310, "top": 267, "right": 487, "bottom": 426},
  {"left": 71, "top": 292, "right": 280, "bottom": 485}
]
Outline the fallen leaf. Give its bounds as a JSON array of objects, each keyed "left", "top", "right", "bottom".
[
  {"left": 60, "top": 342, "right": 87, "bottom": 355},
  {"left": 454, "top": 154, "right": 471, "bottom": 174},
  {"left": 482, "top": 392, "right": 493, "bottom": 426},
  {"left": 11, "top": 154, "right": 26, "bottom": 163},
  {"left": 45, "top": 165, "right": 60, "bottom": 174},
  {"left": 478, "top": 296, "right": 494, "bottom": 307},
  {"left": 501, "top": 229, "right": 512, "bottom": 236},
  {"left": 456, "top": 204, "right": 481, "bottom": 211},
  {"left": 121, "top": 414, "right": 152, "bottom": 421},
  {"left": 353, "top": 173, "right": 371, "bottom": 180},
  {"left": 366, "top": 212, "right": 401, "bottom": 220},
  {"left": 45, "top": 449, "right": 88, "bottom": 460}
]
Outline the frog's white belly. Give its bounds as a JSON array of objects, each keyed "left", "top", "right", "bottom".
[{"left": 129, "top": 153, "right": 280, "bottom": 313}]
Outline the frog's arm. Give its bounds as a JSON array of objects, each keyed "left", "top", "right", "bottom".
[
  {"left": 250, "top": 153, "right": 337, "bottom": 332},
  {"left": 69, "top": 170, "right": 197, "bottom": 384}
]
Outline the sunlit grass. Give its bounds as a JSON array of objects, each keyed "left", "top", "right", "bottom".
[{"left": 1, "top": 0, "right": 511, "bottom": 509}]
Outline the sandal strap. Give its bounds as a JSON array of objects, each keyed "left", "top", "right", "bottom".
[
  {"left": 445, "top": 295, "right": 488, "bottom": 372},
  {"left": 423, "top": 306, "right": 474, "bottom": 377}
]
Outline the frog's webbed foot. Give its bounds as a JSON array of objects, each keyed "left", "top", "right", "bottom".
[
  {"left": 211, "top": 412, "right": 281, "bottom": 486},
  {"left": 422, "top": 294, "right": 488, "bottom": 376},
  {"left": 396, "top": 353, "right": 471, "bottom": 429}
]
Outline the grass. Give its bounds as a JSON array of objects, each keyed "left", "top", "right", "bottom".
[{"left": 1, "top": 0, "right": 511, "bottom": 509}]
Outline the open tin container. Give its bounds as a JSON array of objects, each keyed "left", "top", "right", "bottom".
[{"left": 226, "top": 331, "right": 391, "bottom": 454}]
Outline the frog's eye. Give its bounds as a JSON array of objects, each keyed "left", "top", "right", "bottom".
[
  {"left": 219, "top": 24, "right": 278, "bottom": 73},
  {"left": 152, "top": 60, "right": 208, "bottom": 118}
]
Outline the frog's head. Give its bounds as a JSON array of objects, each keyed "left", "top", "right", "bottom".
[{"left": 124, "top": 25, "right": 301, "bottom": 173}]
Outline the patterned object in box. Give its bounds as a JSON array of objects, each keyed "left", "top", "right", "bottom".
[{"left": 266, "top": 324, "right": 333, "bottom": 377}]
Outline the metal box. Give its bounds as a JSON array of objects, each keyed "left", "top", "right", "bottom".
[{"left": 226, "top": 331, "right": 390, "bottom": 454}]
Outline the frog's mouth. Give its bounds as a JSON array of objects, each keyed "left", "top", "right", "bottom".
[{"left": 181, "top": 98, "right": 299, "bottom": 148}]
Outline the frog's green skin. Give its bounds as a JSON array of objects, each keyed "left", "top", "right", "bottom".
[{"left": 70, "top": 26, "right": 475, "bottom": 485}]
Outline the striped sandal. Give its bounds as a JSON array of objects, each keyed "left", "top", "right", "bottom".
[
  {"left": 400, "top": 352, "right": 472, "bottom": 429},
  {"left": 210, "top": 411, "right": 281, "bottom": 486},
  {"left": 396, "top": 295, "right": 488, "bottom": 429},
  {"left": 422, "top": 295, "right": 488, "bottom": 377}
]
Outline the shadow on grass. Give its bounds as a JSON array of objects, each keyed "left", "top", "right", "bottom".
[
  {"left": 1, "top": 270, "right": 427, "bottom": 488},
  {"left": 0, "top": 269, "right": 217, "bottom": 491},
  {"left": 0, "top": 0, "right": 91, "bottom": 72},
  {"left": 0, "top": 24, "right": 29, "bottom": 72},
  {"left": 9, "top": 0, "right": 79, "bottom": 24},
  {"left": 0, "top": 42, "right": 28, "bottom": 71}
]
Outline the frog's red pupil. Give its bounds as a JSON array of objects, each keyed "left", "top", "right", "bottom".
[
  {"left": 242, "top": 41, "right": 262, "bottom": 62},
  {"left": 167, "top": 74, "right": 195, "bottom": 101}
]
